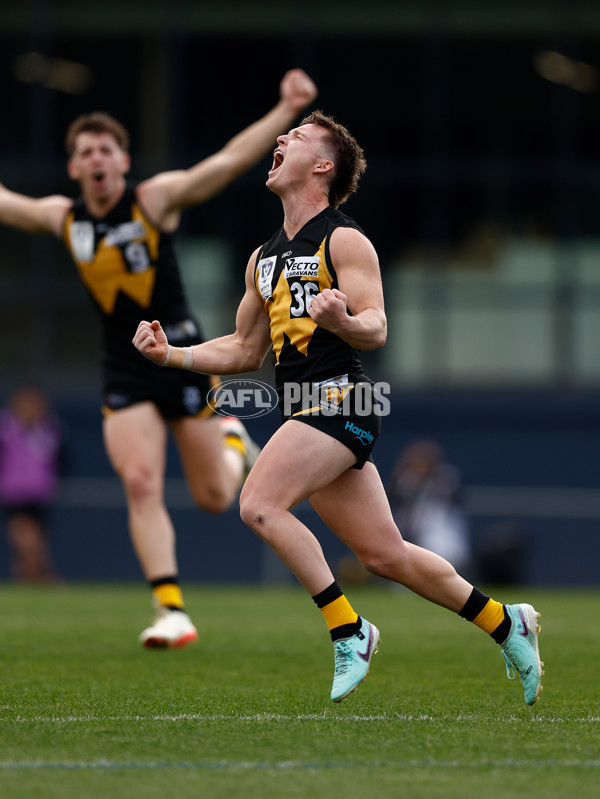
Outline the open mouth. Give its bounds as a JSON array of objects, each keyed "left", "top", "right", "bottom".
[
  {"left": 269, "top": 148, "right": 284, "bottom": 175},
  {"left": 92, "top": 170, "right": 105, "bottom": 184}
]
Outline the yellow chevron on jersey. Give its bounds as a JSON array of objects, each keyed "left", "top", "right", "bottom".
[
  {"left": 254, "top": 206, "right": 365, "bottom": 390},
  {"left": 64, "top": 202, "right": 159, "bottom": 314},
  {"left": 258, "top": 237, "right": 333, "bottom": 365}
]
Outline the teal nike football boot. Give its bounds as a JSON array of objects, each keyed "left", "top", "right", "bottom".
[
  {"left": 330, "top": 617, "right": 380, "bottom": 703},
  {"left": 501, "top": 603, "right": 544, "bottom": 705}
]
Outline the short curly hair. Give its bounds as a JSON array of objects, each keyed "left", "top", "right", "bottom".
[
  {"left": 299, "top": 110, "right": 366, "bottom": 208},
  {"left": 65, "top": 112, "right": 130, "bottom": 157}
]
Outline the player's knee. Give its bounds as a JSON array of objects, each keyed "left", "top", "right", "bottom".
[
  {"left": 239, "top": 492, "right": 271, "bottom": 538},
  {"left": 239, "top": 495, "right": 261, "bottom": 530},
  {"left": 190, "top": 483, "right": 231, "bottom": 515},
  {"left": 119, "top": 464, "right": 161, "bottom": 505},
  {"left": 358, "top": 540, "right": 409, "bottom": 580},
  {"left": 360, "top": 554, "right": 393, "bottom": 579}
]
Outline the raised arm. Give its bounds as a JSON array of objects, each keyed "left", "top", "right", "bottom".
[
  {"left": 133, "top": 248, "right": 272, "bottom": 374},
  {"left": 308, "top": 227, "right": 387, "bottom": 351},
  {"left": 137, "top": 69, "right": 318, "bottom": 230},
  {"left": 0, "top": 183, "right": 72, "bottom": 237}
]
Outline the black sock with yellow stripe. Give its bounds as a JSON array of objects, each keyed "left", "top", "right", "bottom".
[
  {"left": 458, "top": 586, "right": 511, "bottom": 644},
  {"left": 150, "top": 576, "right": 185, "bottom": 613},
  {"left": 312, "top": 581, "right": 361, "bottom": 642}
]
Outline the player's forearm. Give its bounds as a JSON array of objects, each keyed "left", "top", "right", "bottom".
[
  {"left": 220, "top": 99, "right": 303, "bottom": 172},
  {"left": 331, "top": 308, "right": 387, "bottom": 351},
  {"left": 150, "top": 100, "right": 300, "bottom": 212},
  {"left": 0, "top": 187, "right": 68, "bottom": 235},
  {"left": 165, "top": 333, "right": 266, "bottom": 375},
  {"left": 151, "top": 71, "right": 315, "bottom": 214},
  {"left": 0, "top": 187, "right": 39, "bottom": 232},
  {"left": 223, "top": 68, "right": 316, "bottom": 170}
]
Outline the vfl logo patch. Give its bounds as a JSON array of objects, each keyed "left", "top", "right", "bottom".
[
  {"left": 284, "top": 257, "right": 319, "bottom": 279},
  {"left": 69, "top": 221, "right": 95, "bottom": 262},
  {"left": 257, "top": 256, "right": 277, "bottom": 301}
]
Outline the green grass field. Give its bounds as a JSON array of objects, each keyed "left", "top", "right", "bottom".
[{"left": 0, "top": 583, "right": 598, "bottom": 799}]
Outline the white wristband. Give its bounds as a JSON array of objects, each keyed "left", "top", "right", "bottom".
[
  {"left": 161, "top": 344, "right": 192, "bottom": 369},
  {"left": 182, "top": 346, "right": 193, "bottom": 370}
]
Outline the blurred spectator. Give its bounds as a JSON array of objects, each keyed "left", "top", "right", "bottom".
[
  {"left": 387, "top": 440, "right": 473, "bottom": 576},
  {"left": 0, "top": 385, "right": 65, "bottom": 582}
]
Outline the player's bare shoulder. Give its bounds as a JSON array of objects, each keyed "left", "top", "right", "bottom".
[
  {"left": 135, "top": 175, "right": 183, "bottom": 232},
  {"left": 44, "top": 195, "right": 75, "bottom": 237},
  {"left": 244, "top": 246, "right": 263, "bottom": 287},
  {"left": 329, "top": 225, "right": 380, "bottom": 273}
]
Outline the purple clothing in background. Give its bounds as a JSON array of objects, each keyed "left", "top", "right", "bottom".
[{"left": 0, "top": 409, "right": 63, "bottom": 505}]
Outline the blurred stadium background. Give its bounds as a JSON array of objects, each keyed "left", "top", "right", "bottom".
[{"left": 1, "top": 0, "right": 600, "bottom": 586}]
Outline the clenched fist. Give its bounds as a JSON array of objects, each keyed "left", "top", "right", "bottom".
[
  {"left": 280, "top": 69, "right": 318, "bottom": 113},
  {"left": 132, "top": 320, "right": 169, "bottom": 365},
  {"left": 307, "top": 287, "right": 348, "bottom": 332}
]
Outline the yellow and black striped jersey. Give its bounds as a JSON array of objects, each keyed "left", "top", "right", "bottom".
[
  {"left": 254, "top": 206, "right": 367, "bottom": 394},
  {"left": 63, "top": 183, "right": 200, "bottom": 373}
]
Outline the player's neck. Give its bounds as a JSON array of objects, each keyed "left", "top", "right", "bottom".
[
  {"left": 82, "top": 179, "right": 126, "bottom": 219},
  {"left": 281, "top": 196, "right": 329, "bottom": 240}
]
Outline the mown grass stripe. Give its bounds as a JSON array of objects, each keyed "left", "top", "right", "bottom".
[
  {"left": 1, "top": 759, "right": 599, "bottom": 771},
  {"left": 4, "top": 713, "right": 600, "bottom": 724}
]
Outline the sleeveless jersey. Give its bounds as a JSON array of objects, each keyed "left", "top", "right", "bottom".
[
  {"left": 62, "top": 183, "right": 201, "bottom": 374},
  {"left": 254, "top": 206, "right": 367, "bottom": 395}
]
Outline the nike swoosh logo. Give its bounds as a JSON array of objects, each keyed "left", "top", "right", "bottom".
[
  {"left": 518, "top": 608, "right": 529, "bottom": 637},
  {"left": 357, "top": 626, "right": 374, "bottom": 662}
]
